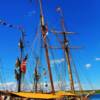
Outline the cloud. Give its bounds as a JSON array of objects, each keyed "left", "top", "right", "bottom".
[
  {"left": 0, "top": 82, "right": 17, "bottom": 91},
  {"left": 0, "top": 82, "right": 33, "bottom": 92},
  {"left": 0, "top": 81, "right": 93, "bottom": 92},
  {"left": 95, "top": 58, "right": 100, "bottom": 61},
  {"left": 51, "top": 58, "right": 65, "bottom": 64},
  {"left": 85, "top": 64, "right": 91, "bottom": 69}
]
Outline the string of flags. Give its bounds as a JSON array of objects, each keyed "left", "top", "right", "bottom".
[
  {"left": 0, "top": 19, "right": 25, "bottom": 33},
  {"left": 0, "top": 19, "right": 17, "bottom": 29}
]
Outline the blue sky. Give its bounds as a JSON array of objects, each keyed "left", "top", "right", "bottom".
[{"left": 0, "top": 0, "right": 100, "bottom": 91}]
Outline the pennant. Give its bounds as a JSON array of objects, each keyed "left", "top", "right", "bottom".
[
  {"left": 15, "top": 58, "right": 21, "bottom": 67},
  {"left": 9, "top": 24, "right": 13, "bottom": 28},
  {"left": 2, "top": 22, "right": 7, "bottom": 26}
]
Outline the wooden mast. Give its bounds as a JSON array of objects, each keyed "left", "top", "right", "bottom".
[
  {"left": 18, "top": 29, "right": 25, "bottom": 92},
  {"left": 64, "top": 38, "right": 75, "bottom": 92},
  {"left": 35, "top": 61, "right": 38, "bottom": 92},
  {"left": 34, "top": 58, "right": 40, "bottom": 92},
  {"left": 38, "top": 0, "right": 55, "bottom": 94},
  {"left": 62, "top": 23, "right": 75, "bottom": 93},
  {"left": 57, "top": 8, "right": 75, "bottom": 92},
  {"left": 0, "top": 19, "right": 25, "bottom": 92}
]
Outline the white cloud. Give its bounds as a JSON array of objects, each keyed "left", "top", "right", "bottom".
[
  {"left": 51, "top": 58, "right": 65, "bottom": 64},
  {"left": 85, "top": 64, "right": 91, "bottom": 69},
  {"left": 95, "top": 58, "right": 100, "bottom": 61},
  {"left": 0, "top": 82, "right": 33, "bottom": 92},
  {"left": 0, "top": 81, "right": 93, "bottom": 92},
  {"left": 0, "top": 82, "right": 17, "bottom": 91}
]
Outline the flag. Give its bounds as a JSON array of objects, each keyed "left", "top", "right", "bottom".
[
  {"left": 15, "top": 58, "right": 21, "bottom": 67},
  {"left": 2, "top": 22, "right": 7, "bottom": 26},
  {"left": 21, "top": 59, "right": 27, "bottom": 73}
]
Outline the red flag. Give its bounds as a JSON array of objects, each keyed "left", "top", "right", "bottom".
[{"left": 21, "top": 59, "right": 26, "bottom": 73}]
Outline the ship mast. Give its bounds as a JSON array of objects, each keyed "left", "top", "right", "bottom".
[
  {"left": 62, "top": 22, "right": 75, "bottom": 93},
  {"left": 34, "top": 57, "right": 40, "bottom": 92},
  {"left": 38, "top": 0, "right": 55, "bottom": 93},
  {"left": 0, "top": 19, "right": 25, "bottom": 92},
  {"left": 57, "top": 8, "right": 75, "bottom": 92},
  {"left": 18, "top": 29, "right": 25, "bottom": 92}
]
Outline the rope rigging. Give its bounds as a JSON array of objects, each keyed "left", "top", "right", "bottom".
[
  {"left": 46, "top": 36, "right": 67, "bottom": 91},
  {"left": 69, "top": 52, "right": 83, "bottom": 93},
  {"left": 0, "top": 59, "right": 6, "bottom": 90}
]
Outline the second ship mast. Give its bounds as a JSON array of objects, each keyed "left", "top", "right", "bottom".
[{"left": 56, "top": 7, "right": 75, "bottom": 93}]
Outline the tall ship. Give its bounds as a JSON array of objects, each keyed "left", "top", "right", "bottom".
[{"left": 0, "top": 0, "right": 95, "bottom": 100}]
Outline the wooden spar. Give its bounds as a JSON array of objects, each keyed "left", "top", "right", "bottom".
[
  {"left": 38, "top": 0, "right": 55, "bottom": 94},
  {"left": 58, "top": 8, "right": 75, "bottom": 92}
]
